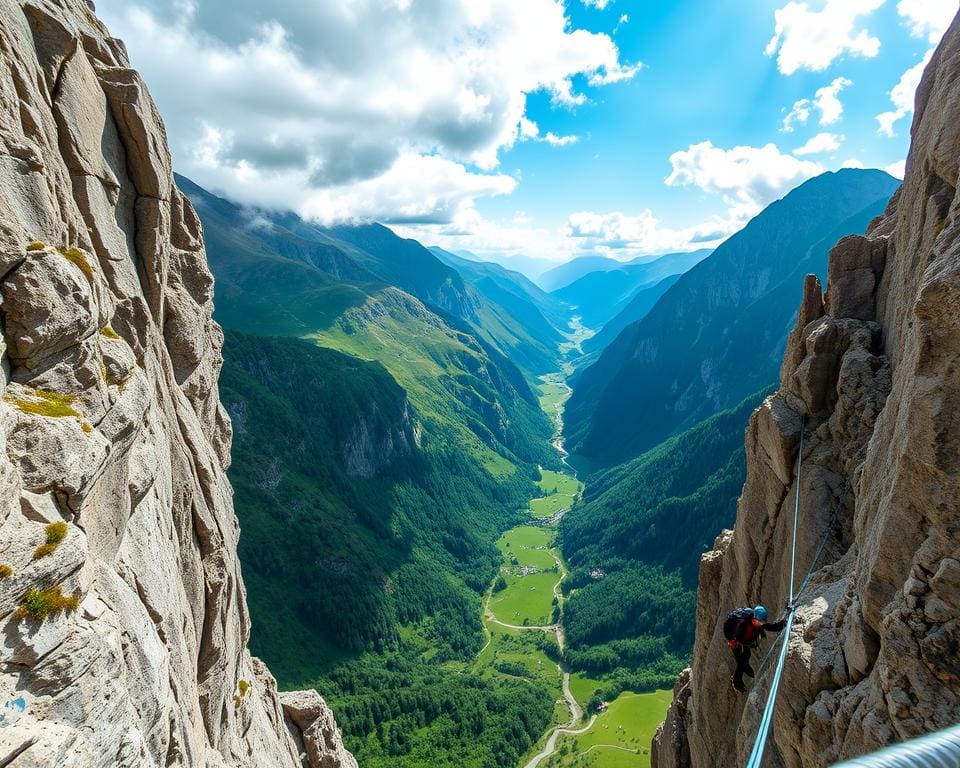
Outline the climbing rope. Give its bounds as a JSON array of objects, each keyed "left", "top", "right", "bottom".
[
  {"left": 750, "top": 482, "right": 850, "bottom": 682},
  {"left": 744, "top": 419, "right": 804, "bottom": 768}
]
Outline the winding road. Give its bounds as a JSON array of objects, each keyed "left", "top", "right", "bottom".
[
  {"left": 519, "top": 665, "right": 587, "bottom": 768},
  {"left": 483, "top": 516, "right": 584, "bottom": 768},
  {"left": 482, "top": 338, "right": 597, "bottom": 768}
]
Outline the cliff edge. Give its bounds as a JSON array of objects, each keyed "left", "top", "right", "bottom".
[
  {"left": 653, "top": 11, "right": 960, "bottom": 767},
  {"left": 0, "top": 1, "right": 355, "bottom": 766}
]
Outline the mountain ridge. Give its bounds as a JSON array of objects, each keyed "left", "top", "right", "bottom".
[{"left": 565, "top": 168, "right": 900, "bottom": 465}]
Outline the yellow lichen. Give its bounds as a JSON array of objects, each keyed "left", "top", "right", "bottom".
[
  {"left": 26, "top": 241, "right": 45, "bottom": 252},
  {"left": 33, "top": 521, "right": 68, "bottom": 560},
  {"left": 100, "top": 325, "right": 121, "bottom": 340},
  {"left": 81, "top": 422, "right": 93, "bottom": 434},
  {"left": 234, "top": 679, "right": 251, "bottom": 708},
  {"left": 0, "top": 564, "right": 13, "bottom": 579},
  {"left": 57, "top": 247, "right": 94, "bottom": 282},
  {"left": 4, "top": 389, "right": 81, "bottom": 419},
  {"left": 13, "top": 586, "right": 80, "bottom": 621}
]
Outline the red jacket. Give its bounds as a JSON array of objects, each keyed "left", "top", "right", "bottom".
[{"left": 727, "top": 617, "right": 786, "bottom": 648}]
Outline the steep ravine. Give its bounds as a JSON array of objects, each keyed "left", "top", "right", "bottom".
[
  {"left": 0, "top": 1, "right": 353, "bottom": 766},
  {"left": 653, "top": 12, "right": 960, "bottom": 768}
]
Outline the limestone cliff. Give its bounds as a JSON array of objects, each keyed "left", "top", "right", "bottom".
[
  {"left": 653, "top": 12, "right": 960, "bottom": 768},
  {"left": 0, "top": 1, "right": 355, "bottom": 766}
]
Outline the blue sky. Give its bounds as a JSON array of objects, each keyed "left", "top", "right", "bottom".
[
  {"left": 100, "top": 0, "right": 957, "bottom": 263},
  {"left": 491, "top": 1, "right": 921, "bottom": 224}
]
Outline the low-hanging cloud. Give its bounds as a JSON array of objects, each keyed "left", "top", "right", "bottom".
[{"left": 98, "top": 0, "right": 640, "bottom": 225}]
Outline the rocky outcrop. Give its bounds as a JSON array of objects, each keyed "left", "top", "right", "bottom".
[
  {"left": 653, "top": 11, "right": 960, "bottom": 768},
  {"left": 0, "top": 1, "right": 354, "bottom": 766}
]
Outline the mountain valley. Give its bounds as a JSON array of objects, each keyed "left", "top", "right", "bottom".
[{"left": 1, "top": 3, "right": 957, "bottom": 767}]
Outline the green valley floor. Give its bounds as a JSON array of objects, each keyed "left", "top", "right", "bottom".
[{"left": 475, "top": 373, "right": 671, "bottom": 768}]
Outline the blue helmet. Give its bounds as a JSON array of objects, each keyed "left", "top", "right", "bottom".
[{"left": 753, "top": 605, "right": 768, "bottom": 621}]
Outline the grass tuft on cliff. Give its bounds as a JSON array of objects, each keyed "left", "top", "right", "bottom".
[
  {"left": 14, "top": 586, "right": 80, "bottom": 620},
  {"left": 33, "top": 521, "right": 68, "bottom": 560}
]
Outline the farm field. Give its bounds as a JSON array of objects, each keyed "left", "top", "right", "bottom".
[{"left": 546, "top": 690, "right": 674, "bottom": 768}]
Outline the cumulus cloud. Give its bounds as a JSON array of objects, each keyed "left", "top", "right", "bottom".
[
  {"left": 782, "top": 76, "right": 852, "bottom": 131},
  {"left": 411, "top": 137, "right": 838, "bottom": 262},
  {"left": 766, "top": 0, "right": 884, "bottom": 75},
  {"left": 793, "top": 132, "right": 844, "bottom": 155},
  {"left": 98, "top": 0, "right": 638, "bottom": 225},
  {"left": 582, "top": 0, "right": 614, "bottom": 8},
  {"left": 897, "top": 0, "right": 957, "bottom": 42},
  {"left": 535, "top": 140, "right": 826, "bottom": 260},
  {"left": 665, "top": 141, "right": 824, "bottom": 222},
  {"left": 814, "top": 77, "right": 853, "bottom": 124},
  {"left": 564, "top": 209, "right": 735, "bottom": 256},
  {"left": 876, "top": 50, "right": 933, "bottom": 136}
]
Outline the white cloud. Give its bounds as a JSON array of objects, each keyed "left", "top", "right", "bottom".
[
  {"left": 564, "top": 209, "right": 735, "bottom": 256},
  {"left": 408, "top": 138, "right": 836, "bottom": 263},
  {"left": 875, "top": 0, "right": 955, "bottom": 138},
  {"left": 884, "top": 159, "right": 907, "bottom": 178},
  {"left": 766, "top": 0, "right": 884, "bottom": 75},
  {"left": 582, "top": 0, "right": 614, "bottom": 8},
  {"left": 793, "top": 132, "right": 844, "bottom": 155},
  {"left": 519, "top": 118, "right": 579, "bottom": 146},
  {"left": 876, "top": 50, "right": 933, "bottom": 136},
  {"left": 897, "top": 0, "right": 957, "bottom": 42},
  {"left": 98, "top": 0, "right": 639, "bottom": 225},
  {"left": 402, "top": 204, "right": 736, "bottom": 265},
  {"left": 614, "top": 14, "right": 629, "bottom": 33},
  {"left": 814, "top": 77, "right": 853, "bottom": 124},
  {"left": 665, "top": 141, "right": 824, "bottom": 222},
  {"left": 397, "top": 210, "right": 575, "bottom": 263},
  {"left": 782, "top": 76, "right": 852, "bottom": 131},
  {"left": 841, "top": 158, "right": 867, "bottom": 168},
  {"left": 543, "top": 132, "right": 579, "bottom": 146},
  {"left": 782, "top": 100, "right": 812, "bottom": 132}
]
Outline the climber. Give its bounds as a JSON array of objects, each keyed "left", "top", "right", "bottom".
[{"left": 723, "top": 604, "right": 791, "bottom": 693}]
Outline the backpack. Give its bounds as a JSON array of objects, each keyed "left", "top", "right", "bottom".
[{"left": 723, "top": 608, "right": 755, "bottom": 644}]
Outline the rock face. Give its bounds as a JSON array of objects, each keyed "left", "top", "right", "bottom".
[
  {"left": 0, "top": 1, "right": 355, "bottom": 766},
  {"left": 653, "top": 12, "right": 960, "bottom": 768}
]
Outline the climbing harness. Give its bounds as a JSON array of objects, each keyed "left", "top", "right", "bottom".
[{"left": 744, "top": 419, "right": 804, "bottom": 768}]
